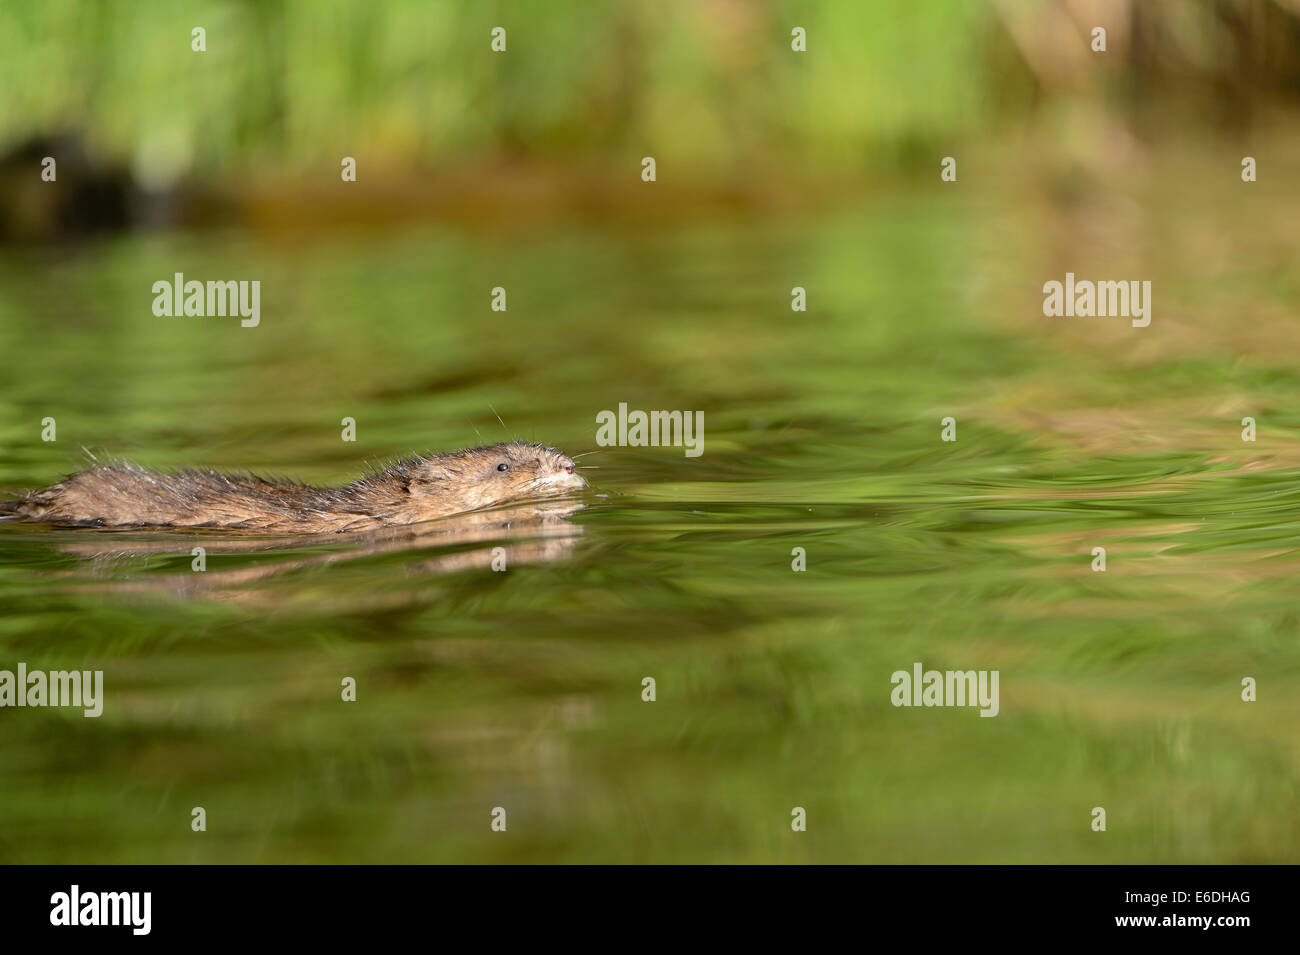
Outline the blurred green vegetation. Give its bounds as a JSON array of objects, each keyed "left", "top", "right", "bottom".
[{"left": 2, "top": 0, "right": 1298, "bottom": 187}]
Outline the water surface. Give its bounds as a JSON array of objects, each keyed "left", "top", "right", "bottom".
[{"left": 2, "top": 158, "right": 1298, "bottom": 862}]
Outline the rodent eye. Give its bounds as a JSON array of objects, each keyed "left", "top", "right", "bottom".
[{"left": 497, "top": 463, "right": 510, "bottom": 472}]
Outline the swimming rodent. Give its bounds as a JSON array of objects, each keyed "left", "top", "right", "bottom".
[{"left": 0, "top": 442, "right": 586, "bottom": 532}]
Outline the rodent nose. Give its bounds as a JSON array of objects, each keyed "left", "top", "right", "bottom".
[{"left": 564, "top": 465, "right": 574, "bottom": 474}]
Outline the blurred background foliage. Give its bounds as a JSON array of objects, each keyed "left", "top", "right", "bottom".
[{"left": 1, "top": 0, "right": 1299, "bottom": 195}]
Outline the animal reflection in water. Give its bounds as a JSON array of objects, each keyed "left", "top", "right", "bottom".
[{"left": 41, "top": 500, "right": 586, "bottom": 603}]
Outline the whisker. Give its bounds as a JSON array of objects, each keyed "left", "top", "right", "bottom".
[{"left": 571, "top": 451, "right": 602, "bottom": 459}]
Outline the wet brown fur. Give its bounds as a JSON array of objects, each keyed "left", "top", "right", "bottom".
[{"left": 1, "top": 442, "right": 586, "bottom": 532}]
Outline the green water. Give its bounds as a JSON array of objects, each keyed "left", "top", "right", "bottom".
[{"left": 2, "top": 169, "right": 1299, "bottom": 863}]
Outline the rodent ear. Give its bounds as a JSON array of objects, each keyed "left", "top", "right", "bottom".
[{"left": 412, "top": 462, "right": 452, "bottom": 485}]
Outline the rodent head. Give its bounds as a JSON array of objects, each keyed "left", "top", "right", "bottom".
[{"left": 409, "top": 441, "right": 586, "bottom": 515}]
